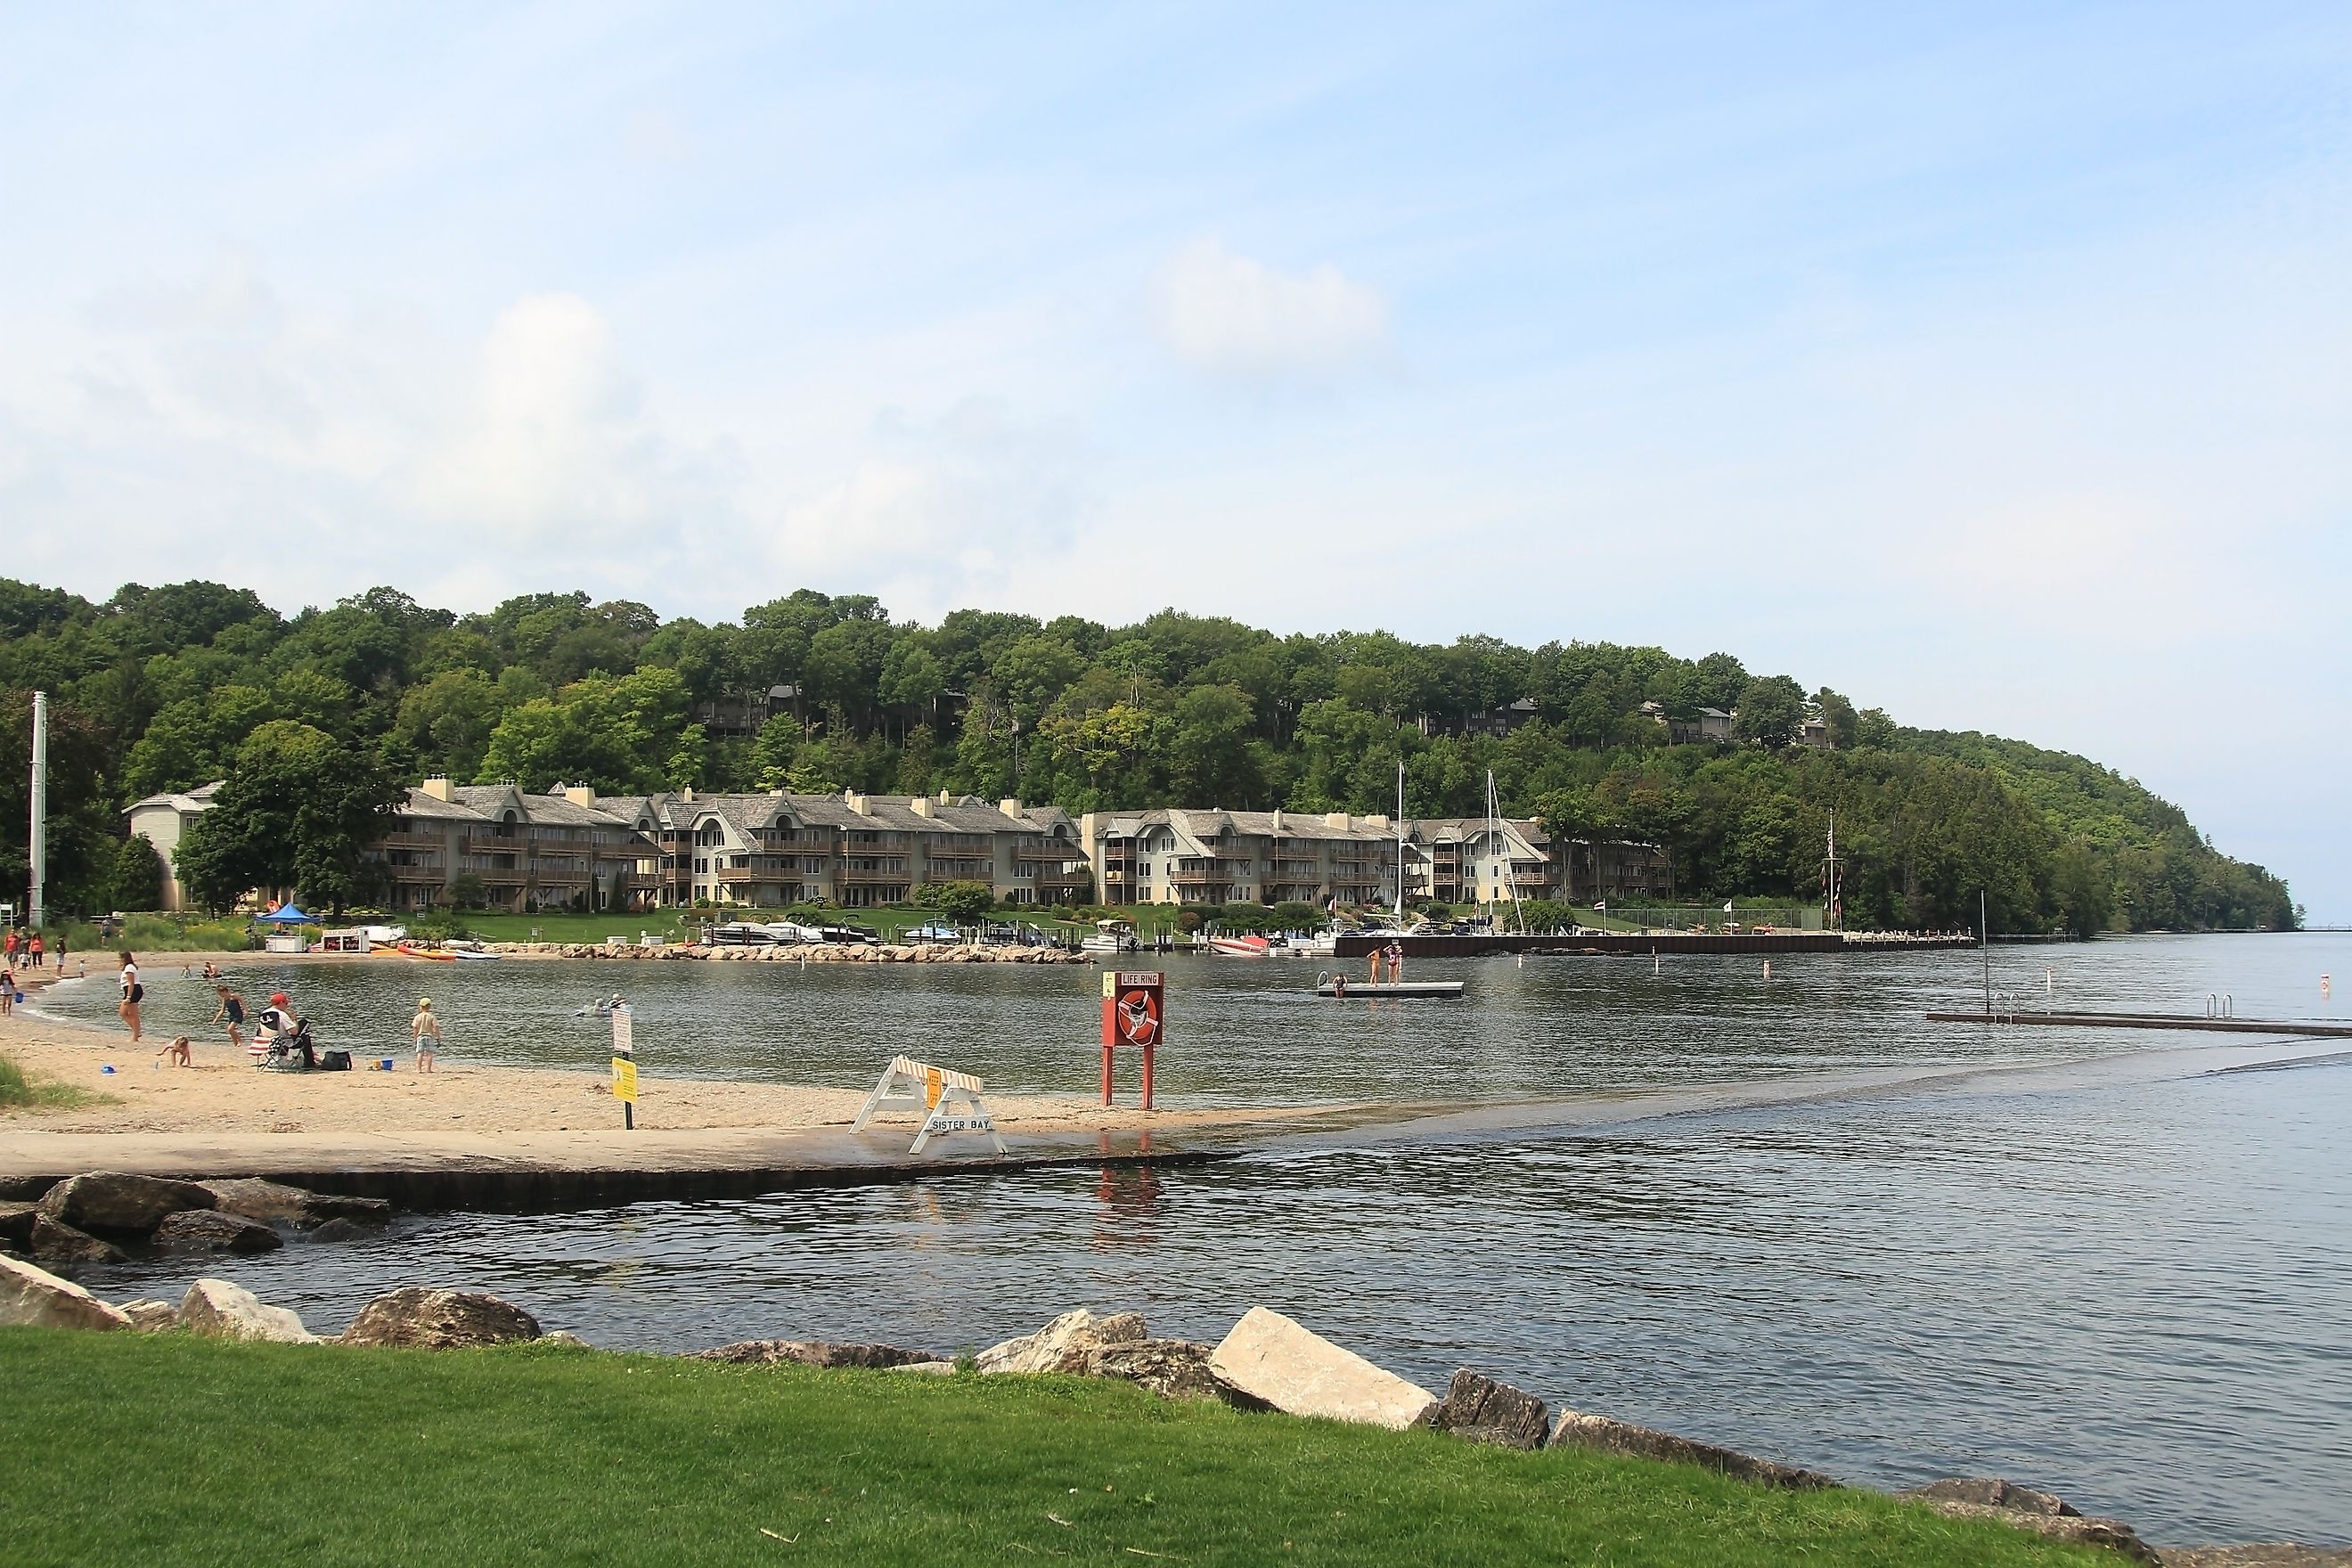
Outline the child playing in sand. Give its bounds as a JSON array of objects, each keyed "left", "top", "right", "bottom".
[
  {"left": 410, "top": 997, "right": 442, "bottom": 1073},
  {"left": 158, "top": 1034, "right": 192, "bottom": 1067}
]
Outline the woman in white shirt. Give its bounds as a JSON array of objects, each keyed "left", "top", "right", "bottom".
[{"left": 118, "top": 951, "right": 143, "bottom": 1042}]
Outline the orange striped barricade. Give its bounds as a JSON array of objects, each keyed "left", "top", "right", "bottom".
[{"left": 850, "top": 1055, "right": 1009, "bottom": 1156}]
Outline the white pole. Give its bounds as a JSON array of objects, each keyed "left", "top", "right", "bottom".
[{"left": 29, "top": 690, "right": 47, "bottom": 930}]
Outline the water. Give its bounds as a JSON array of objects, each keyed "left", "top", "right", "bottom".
[
  {"left": 45, "top": 934, "right": 2352, "bottom": 1547},
  {"left": 44, "top": 932, "right": 2349, "bottom": 1105}
]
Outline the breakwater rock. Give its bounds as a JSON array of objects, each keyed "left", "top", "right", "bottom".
[{"left": 489, "top": 941, "right": 1090, "bottom": 964}]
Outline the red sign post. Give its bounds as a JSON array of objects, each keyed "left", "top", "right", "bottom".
[{"left": 1100, "top": 969, "right": 1164, "bottom": 1110}]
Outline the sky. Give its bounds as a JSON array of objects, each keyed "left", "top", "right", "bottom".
[{"left": 1, "top": 3, "right": 2347, "bottom": 916}]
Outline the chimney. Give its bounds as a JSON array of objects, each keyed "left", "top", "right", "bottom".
[
  {"left": 1000, "top": 798, "right": 1024, "bottom": 820},
  {"left": 564, "top": 785, "right": 595, "bottom": 810},
  {"left": 421, "top": 776, "right": 453, "bottom": 802},
  {"left": 1325, "top": 812, "right": 1351, "bottom": 829},
  {"left": 682, "top": 786, "right": 695, "bottom": 802},
  {"left": 938, "top": 789, "right": 952, "bottom": 805},
  {"left": 848, "top": 793, "right": 870, "bottom": 816},
  {"left": 1270, "top": 808, "right": 1282, "bottom": 834},
  {"left": 1366, "top": 814, "right": 1391, "bottom": 830},
  {"left": 910, "top": 796, "right": 934, "bottom": 818}
]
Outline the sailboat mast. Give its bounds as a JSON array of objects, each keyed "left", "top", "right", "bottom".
[{"left": 1393, "top": 758, "right": 1406, "bottom": 920}]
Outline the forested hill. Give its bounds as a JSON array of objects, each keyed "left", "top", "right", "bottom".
[{"left": 0, "top": 578, "right": 2295, "bottom": 935}]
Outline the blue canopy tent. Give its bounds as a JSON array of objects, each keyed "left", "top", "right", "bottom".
[{"left": 254, "top": 904, "right": 320, "bottom": 925}]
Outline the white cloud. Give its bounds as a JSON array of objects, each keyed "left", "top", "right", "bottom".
[{"left": 1149, "top": 238, "right": 1390, "bottom": 377}]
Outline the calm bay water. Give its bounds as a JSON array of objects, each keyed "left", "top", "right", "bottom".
[{"left": 43, "top": 934, "right": 2352, "bottom": 1547}]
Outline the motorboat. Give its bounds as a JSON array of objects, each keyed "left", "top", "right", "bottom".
[
  {"left": 1284, "top": 934, "right": 1337, "bottom": 958},
  {"left": 813, "top": 924, "right": 880, "bottom": 946},
  {"left": 761, "top": 921, "right": 824, "bottom": 944},
  {"left": 710, "top": 922, "right": 779, "bottom": 946},
  {"left": 904, "top": 922, "right": 962, "bottom": 943},
  {"left": 1081, "top": 918, "right": 1135, "bottom": 954},
  {"left": 445, "top": 940, "right": 500, "bottom": 961},
  {"left": 1208, "top": 934, "right": 1270, "bottom": 958}
]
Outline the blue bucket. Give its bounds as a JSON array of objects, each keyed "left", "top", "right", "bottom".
[{"left": 379, "top": 1058, "right": 395, "bottom": 1071}]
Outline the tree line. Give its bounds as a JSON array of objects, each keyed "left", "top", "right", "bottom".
[{"left": 0, "top": 577, "right": 2296, "bottom": 932}]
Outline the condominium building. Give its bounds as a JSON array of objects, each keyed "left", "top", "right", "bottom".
[
  {"left": 1080, "top": 809, "right": 1401, "bottom": 909},
  {"left": 1403, "top": 817, "right": 1556, "bottom": 906},
  {"left": 370, "top": 780, "right": 665, "bottom": 912},
  {"left": 596, "top": 788, "right": 1092, "bottom": 909}
]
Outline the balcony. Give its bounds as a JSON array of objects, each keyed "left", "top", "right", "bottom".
[
  {"left": 842, "top": 866, "right": 909, "bottom": 883},
  {"left": 377, "top": 831, "right": 446, "bottom": 851}
]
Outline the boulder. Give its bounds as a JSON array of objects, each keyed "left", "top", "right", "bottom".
[
  {"left": 116, "top": 1298, "right": 179, "bottom": 1331},
  {"left": 0, "top": 1254, "right": 132, "bottom": 1330},
  {"left": 200, "top": 1178, "right": 391, "bottom": 1228},
  {"left": 0, "top": 1174, "right": 55, "bottom": 1202},
  {"left": 690, "top": 1339, "right": 946, "bottom": 1370},
  {"left": 306, "top": 1219, "right": 370, "bottom": 1244},
  {"left": 1906, "top": 1496, "right": 2159, "bottom": 1564},
  {"left": 1093, "top": 1338, "right": 1244, "bottom": 1404},
  {"left": 153, "top": 1209, "right": 284, "bottom": 1254},
  {"left": 976, "top": 1309, "right": 1149, "bottom": 1375},
  {"left": 0, "top": 1200, "right": 37, "bottom": 1247},
  {"left": 339, "top": 1286, "right": 541, "bottom": 1349},
  {"left": 180, "top": 1278, "right": 319, "bottom": 1343},
  {"left": 1904, "top": 1477, "right": 2079, "bottom": 1516},
  {"left": 24, "top": 1214, "right": 129, "bottom": 1264},
  {"left": 541, "top": 1330, "right": 591, "bottom": 1350},
  {"left": 1207, "top": 1307, "right": 1438, "bottom": 1431},
  {"left": 1432, "top": 1369, "right": 1551, "bottom": 1450},
  {"left": 1548, "top": 1409, "right": 1836, "bottom": 1490},
  {"left": 888, "top": 1360, "right": 958, "bottom": 1376},
  {"left": 2160, "top": 1548, "right": 2352, "bottom": 1566},
  {"left": 37, "top": 1172, "right": 216, "bottom": 1234}
]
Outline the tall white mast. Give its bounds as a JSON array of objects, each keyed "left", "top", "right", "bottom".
[
  {"left": 1393, "top": 758, "right": 1406, "bottom": 920},
  {"left": 28, "top": 690, "right": 47, "bottom": 930}
]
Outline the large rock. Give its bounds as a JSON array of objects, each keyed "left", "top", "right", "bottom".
[
  {"left": 976, "top": 1309, "right": 1148, "bottom": 1375},
  {"left": 0, "top": 1254, "right": 132, "bottom": 1330},
  {"left": 115, "top": 1298, "right": 180, "bottom": 1331},
  {"left": 2160, "top": 1548, "right": 2352, "bottom": 1566},
  {"left": 24, "top": 1214, "right": 129, "bottom": 1264},
  {"left": 1548, "top": 1409, "right": 1837, "bottom": 1489},
  {"left": 153, "top": 1210, "right": 284, "bottom": 1254},
  {"left": 1093, "top": 1338, "right": 1245, "bottom": 1404},
  {"left": 340, "top": 1287, "right": 541, "bottom": 1349},
  {"left": 690, "top": 1339, "right": 945, "bottom": 1369},
  {"left": 1208, "top": 1307, "right": 1438, "bottom": 1431},
  {"left": 306, "top": 1219, "right": 370, "bottom": 1244},
  {"left": 37, "top": 1172, "right": 215, "bottom": 1235},
  {"left": 180, "top": 1278, "right": 319, "bottom": 1343},
  {"left": 0, "top": 1200, "right": 37, "bottom": 1247},
  {"left": 1905, "top": 1477, "right": 2078, "bottom": 1516},
  {"left": 1432, "top": 1369, "right": 1551, "bottom": 1450},
  {"left": 1907, "top": 1495, "right": 2158, "bottom": 1564},
  {"left": 200, "top": 1178, "right": 391, "bottom": 1228}
]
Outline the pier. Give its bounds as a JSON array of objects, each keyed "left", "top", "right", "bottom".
[
  {"left": 1927, "top": 1009, "right": 2352, "bottom": 1039},
  {"left": 1335, "top": 931, "right": 1976, "bottom": 958}
]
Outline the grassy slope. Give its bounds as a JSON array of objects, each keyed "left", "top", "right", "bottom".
[
  {"left": 0, "top": 1051, "right": 113, "bottom": 1112},
  {"left": 0, "top": 1332, "right": 2101, "bottom": 1568}
]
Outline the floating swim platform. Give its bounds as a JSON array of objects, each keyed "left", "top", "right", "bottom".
[{"left": 1314, "top": 981, "right": 1466, "bottom": 998}]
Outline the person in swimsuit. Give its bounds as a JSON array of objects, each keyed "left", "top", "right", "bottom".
[
  {"left": 410, "top": 998, "right": 442, "bottom": 1073},
  {"left": 159, "top": 1034, "right": 192, "bottom": 1067},
  {"left": 210, "top": 984, "right": 248, "bottom": 1049}
]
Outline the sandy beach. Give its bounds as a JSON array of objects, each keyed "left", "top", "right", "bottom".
[{"left": 0, "top": 951, "right": 1332, "bottom": 1141}]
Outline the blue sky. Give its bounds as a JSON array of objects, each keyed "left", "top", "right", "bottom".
[{"left": 2, "top": 3, "right": 2348, "bottom": 916}]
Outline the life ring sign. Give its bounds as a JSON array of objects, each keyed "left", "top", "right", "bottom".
[{"left": 1100, "top": 970, "right": 1164, "bottom": 1109}]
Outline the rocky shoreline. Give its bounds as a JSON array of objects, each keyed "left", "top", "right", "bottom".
[
  {"left": 487, "top": 940, "right": 1090, "bottom": 963},
  {"left": 3, "top": 1170, "right": 2343, "bottom": 1565}
]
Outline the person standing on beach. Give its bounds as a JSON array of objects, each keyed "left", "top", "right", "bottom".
[
  {"left": 410, "top": 997, "right": 442, "bottom": 1073},
  {"left": 209, "top": 984, "right": 247, "bottom": 1049},
  {"left": 4, "top": 931, "right": 17, "bottom": 968},
  {"left": 118, "top": 951, "right": 143, "bottom": 1042},
  {"left": 1, "top": 963, "right": 13, "bottom": 1016},
  {"left": 54, "top": 932, "right": 66, "bottom": 968},
  {"left": 28, "top": 934, "right": 43, "bottom": 968}
]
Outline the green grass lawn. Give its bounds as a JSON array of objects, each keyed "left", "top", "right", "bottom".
[{"left": 0, "top": 1330, "right": 2103, "bottom": 1567}]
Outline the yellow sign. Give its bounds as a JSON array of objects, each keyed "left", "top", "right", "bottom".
[
  {"left": 610, "top": 1056, "right": 638, "bottom": 1105},
  {"left": 924, "top": 1066, "right": 943, "bottom": 1109},
  {"left": 1103, "top": 969, "right": 1116, "bottom": 998}
]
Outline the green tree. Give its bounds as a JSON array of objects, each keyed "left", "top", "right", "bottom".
[
  {"left": 1734, "top": 675, "right": 1807, "bottom": 748},
  {"left": 112, "top": 834, "right": 167, "bottom": 911},
  {"left": 174, "top": 722, "right": 402, "bottom": 914}
]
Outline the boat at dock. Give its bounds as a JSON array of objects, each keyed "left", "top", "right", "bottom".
[{"left": 1209, "top": 934, "right": 1270, "bottom": 958}]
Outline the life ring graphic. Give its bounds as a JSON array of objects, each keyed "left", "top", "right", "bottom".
[{"left": 1115, "top": 990, "right": 1160, "bottom": 1046}]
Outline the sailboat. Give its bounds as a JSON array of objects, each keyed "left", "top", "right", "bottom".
[{"left": 1487, "top": 769, "right": 1528, "bottom": 936}]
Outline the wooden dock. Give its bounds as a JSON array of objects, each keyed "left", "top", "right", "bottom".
[
  {"left": 1334, "top": 932, "right": 1976, "bottom": 958},
  {"left": 1927, "top": 1010, "right": 2352, "bottom": 1039}
]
